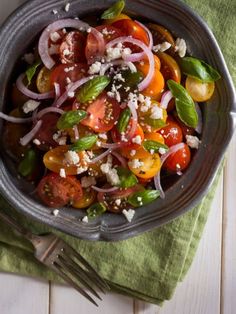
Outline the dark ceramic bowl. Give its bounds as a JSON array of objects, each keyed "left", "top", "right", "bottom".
[{"left": 0, "top": 0, "right": 235, "bottom": 241}]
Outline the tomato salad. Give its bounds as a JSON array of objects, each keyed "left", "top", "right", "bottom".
[{"left": 0, "top": 1, "right": 221, "bottom": 222}]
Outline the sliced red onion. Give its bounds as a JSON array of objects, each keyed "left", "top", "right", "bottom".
[
  {"left": 54, "top": 82, "right": 61, "bottom": 99},
  {"left": 88, "top": 149, "right": 112, "bottom": 164},
  {"left": 53, "top": 76, "right": 93, "bottom": 107},
  {"left": 111, "top": 151, "right": 127, "bottom": 168},
  {"left": 154, "top": 143, "right": 185, "bottom": 199},
  {"left": 99, "top": 60, "right": 137, "bottom": 76},
  {"left": 91, "top": 186, "right": 119, "bottom": 193},
  {"left": 0, "top": 112, "right": 32, "bottom": 123},
  {"left": 124, "top": 52, "right": 145, "bottom": 62},
  {"left": 160, "top": 90, "right": 173, "bottom": 109},
  {"left": 73, "top": 125, "right": 79, "bottom": 140},
  {"left": 39, "top": 19, "right": 92, "bottom": 69},
  {"left": 20, "top": 120, "right": 43, "bottom": 146},
  {"left": 106, "top": 36, "right": 154, "bottom": 91},
  {"left": 37, "top": 107, "right": 64, "bottom": 119},
  {"left": 16, "top": 74, "right": 54, "bottom": 100},
  {"left": 135, "top": 20, "right": 153, "bottom": 49},
  {"left": 100, "top": 142, "right": 126, "bottom": 149},
  {"left": 195, "top": 102, "right": 202, "bottom": 134}
]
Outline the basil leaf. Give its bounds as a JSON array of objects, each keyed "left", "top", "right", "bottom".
[
  {"left": 71, "top": 135, "right": 98, "bottom": 151},
  {"left": 179, "top": 57, "right": 221, "bottom": 82},
  {"left": 76, "top": 76, "right": 111, "bottom": 103},
  {"left": 167, "top": 80, "right": 198, "bottom": 128},
  {"left": 26, "top": 60, "right": 41, "bottom": 85},
  {"left": 101, "top": 0, "right": 125, "bottom": 19},
  {"left": 117, "top": 108, "right": 131, "bottom": 133},
  {"left": 145, "top": 117, "right": 166, "bottom": 128},
  {"left": 116, "top": 167, "right": 138, "bottom": 188},
  {"left": 18, "top": 149, "right": 37, "bottom": 177},
  {"left": 57, "top": 110, "right": 87, "bottom": 130},
  {"left": 128, "top": 190, "right": 160, "bottom": 207},
  {"left": 87, "top": 202, "right": 107, "bottom": 219},
  {"left": 143, "top": 140, "right": 169, "bottom": 153},
  {"left": 121, "top": 70, "right": 143, "bottom": 87}
]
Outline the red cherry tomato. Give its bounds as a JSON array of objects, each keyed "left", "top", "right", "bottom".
[
  {"left": 173, "top": 114, "right": 196, "bottom": 137},
  {"left": 111, "top": 19, "right": 149, "bottom": 48},
  {"left": 158, "top": 118, "right": 183, "bottom": 147},
  {"left": 60, "top": 31, "right": 86, "bottom": 64},
  {"left": 80, "top": 93, "right": 120, "bottom": 132},
  {"left": 85, "top": 25, "right": 124, "bottom": 63},
  {"left": 164, "top": 143, "right": 191, "bottom": 172},
  {"left": 50, "top": 63, "right": 88, "bottom": 92},
  {"left": 37, "top": 173, "right": 83, "bottom": 208},
  {"left": 34, "top": 113, "right": 60, "bottom": 151}
]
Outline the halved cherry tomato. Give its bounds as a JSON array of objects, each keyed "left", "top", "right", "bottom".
[
  {"left": 148, "top": 23, "right": 175, "bottom": 54},
  {"left": 72, "top": 187, "right": 96, "bottom": 209},
  {"left": 60, "top": 31, "right": 86, "bottom": 64},
  {"left": 50, "top": 63, "right": 88, "bottom": 92},
  {"left": 36, "top": 66, "right": 52, "bottom": 93},
  {"left": 34, "top": 113, "right": 60, "bottom": 151},
  {"left": 185, "top": 76, "right": 215, "bottom": 102},
  {"left": 158, "top": 118, "right": 183, "bottom": 147},
  {"left": 136, "top": 54, "right": 161, "bottom": 72},
  {"left": 85, "top": 25, "right": 124, "bottom": 63},
  {"left": 43, "top": 145, "right": 87, "bottom": 175},
  {"left": 164, "top": 143, "right": 191, "bottom": 172},
  {"left": 37, "top": 173, "right": 83, "bottom": 208},
  {"left": 80, "top": 93, "right": 120, "bottom": 132},
  {"left": 128, "top": 153, "right": 161, "bottom": 179},
  {"left": 97, "top": 184, "right": 144, "bottom": 213},
  {"left": 157, "top": 51, "right": 181, "bottom": 83},
  {"left": 111, "top": 19, "right": 149, "bottom": 47},
  {"left": 105, "top": 13, "right": 131, "bottom": 24}
]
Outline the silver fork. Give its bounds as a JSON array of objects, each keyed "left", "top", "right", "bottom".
[{"left": 0, "top": 210, "right": 109, "bottom": 306}]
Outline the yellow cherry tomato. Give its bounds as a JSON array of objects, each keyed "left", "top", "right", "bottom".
[
  {"left": 36, "top": 66, "right": 52, "bottom": 93},
  {"left": 128, "top": 153, "right": 161, "bottom": 179},
  {"left": 43, "top": 145, "right": 87, "bottom": 175},
  {"left": 105, "top": 14, "right": 131, "bottom": 24},
  {"left": 139, "top": 101, "right": 167, "bottom": 132},
  {"left": 185, "top": 76, "right": 215, "bottom": 102},
  {"left": 72, "top": 188, "right": 96, "bottom": 209},
  {"left": 145, "top": 132, "right": 165, "bottom": 143}
]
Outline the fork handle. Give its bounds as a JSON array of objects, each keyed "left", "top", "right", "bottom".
[{"left": 0, "top": 210, "right": 37, "bottom": 241}]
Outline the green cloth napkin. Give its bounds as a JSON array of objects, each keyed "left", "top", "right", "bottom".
[{"left": 0, "top": 0, "right": 235, "bottom": 305}]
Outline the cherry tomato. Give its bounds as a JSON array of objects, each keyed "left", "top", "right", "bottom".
[
  {"left": 97, "top": 184, "right": 144, "bottom": 213},
  {"left": 128, "top": 153, "right": 161, "bottom": 179},
  {"left": 157, "top": 51, "right": 181, "bottom": 83},
  {"left": 36, "top": 67, "right": 52, "bottom": 93},
  {"left": 105, "top": 13, "right": 131, "bottom": 24},
  {"left": 80, "top": 93, "right": 120, "bottom": 132},
  {"left": 173, "top": 113, "right": 195, "bottom": 137},
  {"left": 60, "top": 31, "right": 86, "bottom": 64},
  {"left": 72, "top": 187, "right": 96, "bottom": 209},
  {"left": 48, "top": 30, "right": 66, "bottom": 46},
  {"left": 34, "top": 113, "right": 59, "bottom": 151},
  {"left": 185, "top": 76, "right": 215, "bottom": 102},
  {"left": 43, "top": 145, "right": 87, "bottom": 175},
  {"left": 158, "top": 118, "right": 183, "bottom": 147},
  {"left": 37, "top": 173, "right": 83, "bottom": 208},
  {"left": 148, "top": 23, "right": 175, "bottom": 54},
  {"left": 50, "top": 63, "right": 88, "bottom": 92},
  {"left": 111, "top": 19, "right": 149, "bottom": 47},
  {"left": 136, "top": 55, "right": 161, "bottom": 72},
  {"left": 164, "top": 143, "right": 191, "bottom": 172},
  {"left": 85, "top": 25, "right": 124, "bottom": 63}
]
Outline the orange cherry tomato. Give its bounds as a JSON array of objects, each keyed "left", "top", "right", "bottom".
[
  {"left": 128, "top": 153, "right": 161, "bottom": 179},
  {"left": 72, "top": 187, "right": 96, "bottom": 209},
  {"left": 164, "top": 143, "right": 191, "bottom": 172},
  {"left": 43, "top": 145, "right": 87, "bottom": 175},
  {"left": 136, "top": 55, "right": 161, "bottom": 72},
  {"left": 157, "top": 51, "right": 181, "bottom": 83}
]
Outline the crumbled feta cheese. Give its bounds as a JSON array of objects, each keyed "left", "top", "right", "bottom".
[
  {"left": 100, "top": 158, "right": 120, "bottom": 186},
  {"left": 81, "top": 176, "right": 96, "bottom": 188},
  {"left": 64, "top": 151, "right": 80, "bottom": 165},
  {"left": 88, "top": 61, "right": 102, "bottom": 75},
  {"left": 176, "top": 163, "right": 181, "bottom": 169},
  {"left": 23, "top": 100, "right": 40, "bottom": 113},
  {"left": 64, "top": 3, "right": 70, "bottom": 12},
  {"left": 60, "top": 168, "right": 66, "bottom": 178},
  {"left": 115, "top": 199, "right": 121, "bottom": 206},
  {"left": 137, "top": 196, "right": 142, "bottom": 202},
  {"left": 132, "top": 135, "right": 142, "bottom": 145},
  {"left": 150, "top": 149, "right": 155, "bottom": 155},
  {"left": 130, "top": 150, "right": 136, "bottom": 157},
  {"left": 153, "top": 41, "right": 172, "bottom": 53},
  {"left": 98, "top": 133, "right": 108, "bottom": 140},
  {"left": 76, "top": 166, "right": 88, "bottom": 174},
  {"left": 82, "top": 216, "right": 89, "bottom": 223},
  {"left": 52, "top": 209, "right": 59, "bottom": 216},
  {"left": 68, "top": 91, "right": 75, "bottom": 98},
  {"left": 64, "top": 66, "right": 75, "bottom": 73},
  {"left": 23, "top": 53, "right": 35, "bottom": 65},
  {"left": 122, "top": 209, "right": 135, "bottom": 222},
  {"left": 150, "top": 106, "right": 163, "bottom": 120},
  {"left": 121, "top": 47, "right": 132, "bottom": 58},
  {"left": 48, "top": 44, "right": 60, "bottom": 55},
  {"left": 102, "top": 28, "right": 115, "bottom": 36},
  {"left": 158, "top": 147, "right": 167, "bottom": 155},
  {"left": 66, "top": 77, "right": 71, "bottom": 84},
  {"left": 113, "top": 73, "right": 125, "bottom": 82},
  {"left": 50, "top": 32, "right": 61, "bottom": 43},
  {"left": 63, "top": 48, "right": 71, "bottom": 56},
  {"left": 106, "top": 46, "right": 123, "bottom": 61},
  {"left": 52, "top": 9, "right": 58, "bottom": 15},
  {"left": 87, "top": 28, "right": 91, "bottom": 33},
  {"left": 186, "top": 135, "right": 201, "bottom": 149},
  {"left": 175, "top": 38, "right": 187, "bottom": 58},
  {"left": 128, "top": 159, "right": 144, "bottom": 169},
  {"left": 128, "top": 92, "right": 138, "bottom": 109},
  {"left": 33, "top": 139, "right": 41, "bottom": 146}
]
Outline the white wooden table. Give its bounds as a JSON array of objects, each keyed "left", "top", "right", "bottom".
[{"left": 0, "top": 1, "right": 235, "bottom": 313}]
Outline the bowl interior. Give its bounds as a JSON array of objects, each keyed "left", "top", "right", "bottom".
[{"left": 0, "top": 0, "right": 235, "bottom": 241}]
